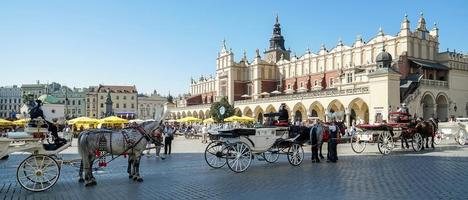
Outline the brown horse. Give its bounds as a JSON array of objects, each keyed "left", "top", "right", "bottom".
[{"left": 415, "top": 118, "right": 436, "bottom": 150}]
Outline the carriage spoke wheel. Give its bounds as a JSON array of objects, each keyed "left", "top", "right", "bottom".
[
  {"left": 411, "top": 132, "right": 423, "bottom": 152},
  {"left": 378, "top": 131, "right": 394, "bottom": 155},
  {"left": 262, "top": 145, "right": 280, "bottom": 163},
  {"left": 226, "top": 142, "right": 252, "bottom": 173},
  {"left": 433, "top": 131, "right": 442, "bottom": 145},
  {"left": 456, "top": 130, "right": 466, "bottom": 146},
  {"left": 204, "top": 141, "right": 227, "bottom": 168},
  {"left": 17, "top": 154, "right": 60, "bottom": 192},
  {"left": 287, "top": 143, "right": 304, "bottom": 166},
  {"left": 351, "top": 132, "right": 367, "bottom": 154}
]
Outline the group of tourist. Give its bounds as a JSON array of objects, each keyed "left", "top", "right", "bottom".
[{"left": 307, "top": 118, "right": 340, "bottom": 163}]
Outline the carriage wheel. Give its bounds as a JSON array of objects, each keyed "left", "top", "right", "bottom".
[
  {"left": 204, "top": 141, "right": 227, "bottom": 168},
  {"left": 433, "top": 131, "right": 442, "bottom": 145},
  {"left": 17, "top": 154, "right": 60, "bottom": 192},
  {"left": 350, "top": 132, "right": 367, "bottom": 154},
  {"left": 378, "top": 131, "right": 394, "bottom": 155},
  {"left": 411, "top": 132, "right": 423, "bottom": 152},
  {"left": 226, "top": 142, "right": 252, "bottom": 173},
  {"left": 262, "top": 145, "right": 280, "bottom": 163},
  {"left": 287, "top": 143, "right": 304, "bottom": 166},
  {"left": 456, "top": 130, "right": 466, "bottom": 146}
]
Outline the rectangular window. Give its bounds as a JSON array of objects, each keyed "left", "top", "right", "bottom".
[
  {"left": 131, "top": 104, "right": 134, "bottom": 109},
  {"left": 100, "top": 96, "right": 104, "bottom": 100},
  {"left": 300, "top": 82, "right": 304, "bottom": 88},
  {"left": 100, "top": 103, "right": 103, "bottom": 108},
  {"left": 314, "top": 80, "right": 318, "bottom": 86},
  {"left": 329, "top": 78, "right": 334, "bottom": 87},
  {"left": 287, "top": 84, "right": 291, "bottom": 89},
  {"left": 123, "top": 103, "right": 127, "bottom": 108},
  {"left": 116, "top": 96, "right": 119, "bottom": 100},
  {"left": 123, "top": 96, "right": 127, "bottom": 100},
  {"left": 116, "top": 103, "right": 119, "bottom": 108}
]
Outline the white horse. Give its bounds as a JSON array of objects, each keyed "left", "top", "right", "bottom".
[{"left": 78, "top": 107, "right": 167, "bottom": 186}]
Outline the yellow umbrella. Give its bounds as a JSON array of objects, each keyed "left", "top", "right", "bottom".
[
  {"left": 224, "top": 116, "right": 243, "bottom": 122},
  {"left": 203, "top": 118, "right": 214, "bottom": 124},
  {"left": 0, "top": 119, "right": 14, "bottom": 126},
  {"left": 100, "top": 116, "right": 129, "bottom": 124},
  {"left": 68, "top": 117, "right": 100, "bottom": 125},
  {"left": 13, "top": 118, "right": 29, "bottom": 126},
  {"left": 240, "top": 116, "right": 255, "bottom": 123},
  {"left": 177, "top": 117, "right": 202, "bottom": 123}
]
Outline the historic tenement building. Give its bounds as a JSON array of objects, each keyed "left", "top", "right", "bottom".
[
  {"left": 86, "top": 85, "right": 138, "bottom": 119},
  {"left": 0, "top": 85, "right": 22, "bottom": 119},
  {"left": 171, "top": 13, "right": 468, "bottom": 125},
  {"left": 137, "top": 90, "right": 167, "bottom": 120}
]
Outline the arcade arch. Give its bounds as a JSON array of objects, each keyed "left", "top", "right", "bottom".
[
  {"left": 348, "top": 98, "right": 369, "bottom": 125},
  {"left": 421, "top": 92, "right": 435, "bottom": 120},
  {"left": 436, "top": 93, "right": 448, "bottom": 121}
]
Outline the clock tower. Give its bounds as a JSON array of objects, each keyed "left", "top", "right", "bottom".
[{"left": 264, "top": 15, "right": 290, "bottom": 63}]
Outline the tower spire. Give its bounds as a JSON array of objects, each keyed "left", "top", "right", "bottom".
[{"left": 417, "top": 12, "right": 427, "bottom": 31}]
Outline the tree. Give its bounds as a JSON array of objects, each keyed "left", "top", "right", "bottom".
[{"left": 210, "top": 96, "right": 234, "bottom": 123}]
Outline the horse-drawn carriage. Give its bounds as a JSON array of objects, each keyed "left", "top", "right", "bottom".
[
  {"left": 350, "top": 112, "right": 426, "bottom": 155},
  {"left": 436, "top": 118, "right": 467, "bottom": 146},
  {"left": 0, "top": 118, "right": 75, "bottom": 192},
  {"left": 204, "top": 119, "right": 308, "bottom": 173}
]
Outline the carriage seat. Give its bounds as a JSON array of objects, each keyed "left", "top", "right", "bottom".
[{"left": 218, "top": 128, "right": 256, "bottom": 137}]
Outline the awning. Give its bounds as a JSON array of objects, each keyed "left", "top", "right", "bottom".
[{"left": 410, "top": 59, "right": 448, "bottom": 70}]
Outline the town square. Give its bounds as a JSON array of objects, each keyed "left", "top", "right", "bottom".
[{"left": 1, "top": 1, "right": 468, "bottom": 199}]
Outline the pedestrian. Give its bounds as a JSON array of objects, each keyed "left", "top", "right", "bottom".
[
  {"left": 327, "top": 119, "right": 339, "bottom": 163},
  {"left": 164, "top": 125, "right": 175, "bottom": 155},
  {"left": 201, "top": 124, "right": 208, "bottom": 143},
  {"left": 310, "top": 119, "right": 320, "bottom": 163}
]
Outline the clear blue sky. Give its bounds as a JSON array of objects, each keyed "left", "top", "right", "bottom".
[{"left": 1, "top": 0, "right": 467, "bottom": 96}]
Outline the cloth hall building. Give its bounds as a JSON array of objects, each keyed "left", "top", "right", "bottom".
[{"left": 170, "top": 14, "right": 468, "bottom": 125}]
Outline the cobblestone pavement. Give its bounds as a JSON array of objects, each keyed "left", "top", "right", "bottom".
[{"left": 1, "top": 140, "right": 467, "bottom": 200}]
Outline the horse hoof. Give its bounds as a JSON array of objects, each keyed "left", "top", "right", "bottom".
[
  {"left": 137, "top": 178, "right": 143, "bottom": 182},
  {"left": 85, "top": 182, "right": 95, "bottom": 187},
  {"left": 133, "top": 177, "right": 138, "bottom": 181},
  {"left": 78, "top": 178, "right": 84, "bottom": 183},
  {"left": 129, "top": 175, "right": 133, "bottom": 179}
]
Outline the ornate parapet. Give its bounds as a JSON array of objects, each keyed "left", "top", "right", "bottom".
[
  {"left": 420, "top": 79, "right": 448, "bottom": 88},
  {"left": 234, "top": 87, "right": 369, "bottom": 106},
  {"left": 170, "top": 104, "right": 211, "bottom": 112}
]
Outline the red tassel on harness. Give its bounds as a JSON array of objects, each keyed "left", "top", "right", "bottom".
[
  {"left": 95, "top": 150, "right": 101, "bottom": 157},
  {"left": 122, "top": 152, "right": 128, "bottom": 158}
]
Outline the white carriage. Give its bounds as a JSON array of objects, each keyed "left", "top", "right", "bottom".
[
  {"left": 204, "top": 126, "right": 306, "bottom": 173},
  {"left": 435, "top": 118, "right": 467, "bottom": 146},
  {"left": 0, "top": 118, "right": 74, "bottom": 192}
]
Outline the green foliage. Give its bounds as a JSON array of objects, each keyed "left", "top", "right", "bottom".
[{"left": 210, "top": 96, "right": 234, "bottom": 123}]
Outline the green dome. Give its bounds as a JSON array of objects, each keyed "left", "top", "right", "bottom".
[{"left": 37, "top": 95, "right": 60, "bottom": 104}]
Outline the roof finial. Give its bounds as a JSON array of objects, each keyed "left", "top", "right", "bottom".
[
  {"left": 276, "top": 14, "right": 279, "bottom": 24},
  {"left": 255, "top": 49, "right": 260, "bottom": 58},
  {"left": 306, "top": 47, "right": 311, "bottom": 54},
  {"left": 222, "top": 39, "right": 227, "bottom": 51},
  {"left": 243, "top": 49, "right": 247, "bottom": 60},
  {"left": 338, "top": 37, "right": 343, "bottom": 46},
  {"left": 420, "top": 11, "right": 424, "bottom": 17},
  {"left": 382, "top": 41, "right": 386, "bottom": 52},
  {"left": 356, "top": 34, "right": 362, "bottom": 41},
  {"left": 378, "top": 26, "right": 384, "bottom": 36}
]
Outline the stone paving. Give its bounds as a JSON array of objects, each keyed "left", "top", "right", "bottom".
[{"left": 1, "top": 137, "right": 467, "bottom": 200}]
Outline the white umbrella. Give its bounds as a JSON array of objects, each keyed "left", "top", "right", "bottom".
[
  {"left": 271, "top": 90, "right": 281, "bottom": 94},
  {"left": 260, "top": 92, "right": 270, "bottom": 96},
  {"left": 241, "top": 94, "right": 250, "bottom": 98}
]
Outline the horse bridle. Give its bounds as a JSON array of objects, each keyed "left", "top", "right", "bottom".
[{"left": 129, "top": 124, "right": 160, "bottom": 144}]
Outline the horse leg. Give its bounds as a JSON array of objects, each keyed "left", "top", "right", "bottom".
[
  {"left": 134, "top": 155, "right": 143, "bottom": 182},
  {"left": 86, "top": 156, "right": 97, "bottom": 186},
  {"left": 78, "top": 160, "right": 84, "bottom": 183},
  {"left": 127, "top": 156, "right": 134, "bottom": 179},
  {"left": 431, "top": 135, "right": 435, "bottom": 148},
  {"left": 84, "top": 156, "right": 94, "bottom": 187}
]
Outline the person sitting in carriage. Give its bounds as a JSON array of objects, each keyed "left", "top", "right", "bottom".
[
  {"left": 273, "top": 103, "right": 289, "bottom": 126},
  {"left": 29, "top": 100, "right": 67, "bottom": 147}
]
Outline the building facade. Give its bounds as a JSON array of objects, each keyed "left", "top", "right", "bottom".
[
  {"left": 137, "top": 91, "right": 167, "bottom": 120},
  {"left": 21, "top": 81, "right": 48, "bottom": 100},
  {"left": 170, "top": 13, "right": 468, "bottom": 124},
  {"left": 0, "top": 85, "right": 22, "bottom": 119},
  {"left": 86, "top": 85, "right": 138, "bottom": 119},
  {"left": 51, "top": 87, "right": 87, "bottom": 119}
]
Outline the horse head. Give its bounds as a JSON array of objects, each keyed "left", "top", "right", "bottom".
[{"left": 139, "top": 104, "right": 168, "bottom": 137}]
